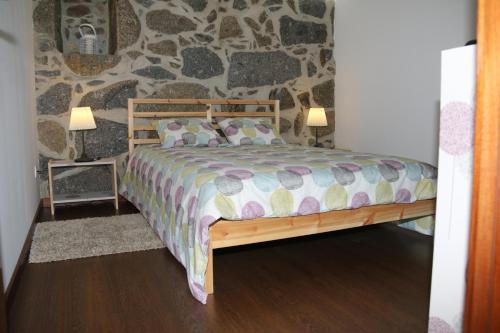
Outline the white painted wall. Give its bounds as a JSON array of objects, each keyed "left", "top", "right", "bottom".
[
  {"left": 0, "top": 0, "right": 39, "bottom": 290},
  {"left": 334, "top": 0, "right": 477, "bottom": 165}
]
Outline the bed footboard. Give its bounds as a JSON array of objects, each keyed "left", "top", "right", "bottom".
[{"left": 204, "top": 199, "right": 436, "bottom": 294}]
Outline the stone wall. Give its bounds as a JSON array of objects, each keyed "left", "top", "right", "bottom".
[{"left": 33, "top": 0, "right": 336, "bottom": 197}]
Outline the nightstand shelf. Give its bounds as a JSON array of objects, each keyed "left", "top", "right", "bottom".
[
  {"left": 48, "top": 158, "right": 118, "bottom": 215},
  {"left": 52, "top": 191, "right": 116, "bottom": 204}
]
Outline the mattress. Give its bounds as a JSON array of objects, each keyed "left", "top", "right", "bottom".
[{"left": 119, "top": 144, "right": 437, "bottom": 303}]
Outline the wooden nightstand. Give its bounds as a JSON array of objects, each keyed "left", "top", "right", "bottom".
[{"left": 48, "top": 158, "right": 119, "bottom": 215}]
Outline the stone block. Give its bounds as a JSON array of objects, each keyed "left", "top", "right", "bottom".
[
  {"left": 137, "top": 82, "right": 210, "bottom": 112},
  {"left": 117, "top": 0, "right": 141, "bottom": 50},
  {"left": 146, "top": 9, "right": 197, "bottom": 34},
  {"left": 64, "top": 54, "right": 121, "bottom": 76},
  {"left": 312, "top": 80, "right": 334, "bottom": 108},
  {"left": 38, "top": 121, "right": 67, "bottom": 154},
  {"left": 269, "top": 87, "right": 295, "bottom": 110},
  {"left": 279, "top": 16, "right": 327, "bottom": 45},
  {"left": 147, "top": 40, "right": 177, "bottom": 56},
  {"left": 37, "top": 83, "right": 72, "bottom": 115},
  {"left": 79, "top": 80, "right": 138, "bottom": 110},
  {"left": 228, "top": 51, "right": 301, "bottom": 88},
  {"left": 182, "top": 0, "right": 208, "bottom": 11},
  {"left": 299, "top": 0, "right": 326, "bottom": 18},
  {"left": 181, "top": 47, "right": 224, "bottom": 79},
  {"left": 220, "top": 16, "right": 243, "bottom": 39},
  {"left": 133, "top": 66, "right": 176, "bottom": 80}
]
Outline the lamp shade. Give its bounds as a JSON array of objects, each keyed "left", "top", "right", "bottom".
[
  {"left": 69, "top": 107, "right": 96, "bottom": 131},
  {"left": 307, "top": 108, "right": 327, "bottom": 127}
]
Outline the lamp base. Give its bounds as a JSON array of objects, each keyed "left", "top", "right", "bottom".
[
  {"left": 75, "top": 130, "right": 95, "bottom": 162},
  {"left": 313, "top": 127, "right": 323, "bottom": 147}
]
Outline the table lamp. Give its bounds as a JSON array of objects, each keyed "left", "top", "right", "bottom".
[
  {"left": 69, "top": 106, "right": 96, "bottom": 162},
  {"left": 307, "top": 107, "right": 328, "bottom": 147}
]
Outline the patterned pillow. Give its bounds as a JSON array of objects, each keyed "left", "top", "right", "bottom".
[
  {"left": 217, "top": 117, "right": 286, "bottom": 146},
  {"left": 154, "top": 118, "right": 222, "bottom": 148}
]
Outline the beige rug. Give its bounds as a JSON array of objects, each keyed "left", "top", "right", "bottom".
[{"left": 29, "top": 214, "right": 165, "bottom": 263}]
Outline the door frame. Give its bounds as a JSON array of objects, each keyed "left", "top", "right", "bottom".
[
  {"left": 463, "top": 0, "right": 500, "bottom": 331},
  {"left": 0, "top": 267, "right": 7, "bottom": 333}
]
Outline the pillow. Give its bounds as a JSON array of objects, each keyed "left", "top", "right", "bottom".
[
  {"left": 154, "top": 118, "right": 222, "bottom": 148},
  {"left": 217, "top": 117, "right": 286, "bottom": 146}
]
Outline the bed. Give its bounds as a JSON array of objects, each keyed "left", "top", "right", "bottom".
[{"left": 120, "top": 98, "right": 437, "bottom": 304}]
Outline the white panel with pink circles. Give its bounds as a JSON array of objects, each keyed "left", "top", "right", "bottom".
[{"left": 428, "top": 45, "right": 476, "bottom": 333}]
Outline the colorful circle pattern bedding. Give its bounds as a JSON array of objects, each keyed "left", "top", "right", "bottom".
[
  {"left": 154, "top": 118, "right": 222, "bottom": 148},
  {"left": 217, "top": 117, "right": 286, "bottom": 145},
  {"left": 120, "top": 144, "right": 437, "bottom": 303}
]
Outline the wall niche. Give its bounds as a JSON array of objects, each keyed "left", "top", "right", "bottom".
[
  {"left": 33, "top": 0, "right": 120, "bottom": 76},
  {"left": 61, "top": 0, "right": 116, "bottom": 55}
]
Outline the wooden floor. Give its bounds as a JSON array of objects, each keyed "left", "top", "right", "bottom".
[{"left": 8, "top": 201, "right": 433, "bottom": 333}]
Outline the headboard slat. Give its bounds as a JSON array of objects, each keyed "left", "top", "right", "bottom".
[
  {"left": 130, "top": 98, "right": 276, "bottom": 105},
  {"left": 134, "top": 138, "right": 161, "bottom": 145},
  {"left": 133, "top": 112, "right": 208, "bottom": 118},
  {"left": 134, "top": 124, "right": 156, "bottom": 131}
]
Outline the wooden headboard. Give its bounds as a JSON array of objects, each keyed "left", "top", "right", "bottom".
[{"left": 127, "top": 98, "right": 280, "bottom": 155}]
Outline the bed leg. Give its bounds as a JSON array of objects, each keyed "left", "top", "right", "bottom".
[{"left": 205, "top": 241, "right": 214, "bottom": 294}]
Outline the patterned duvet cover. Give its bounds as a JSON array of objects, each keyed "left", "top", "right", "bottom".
[{"left": 120, "top": 145, "right": 437, "bottom": 303}]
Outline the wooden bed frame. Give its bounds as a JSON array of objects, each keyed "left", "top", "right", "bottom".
[{"left": 127, "top": 98, "right": 436, "bottom": 295}]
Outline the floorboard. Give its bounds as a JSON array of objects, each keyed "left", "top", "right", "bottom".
[{"left": 8, "top": 202, "right": 433, "bottom": 333}]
